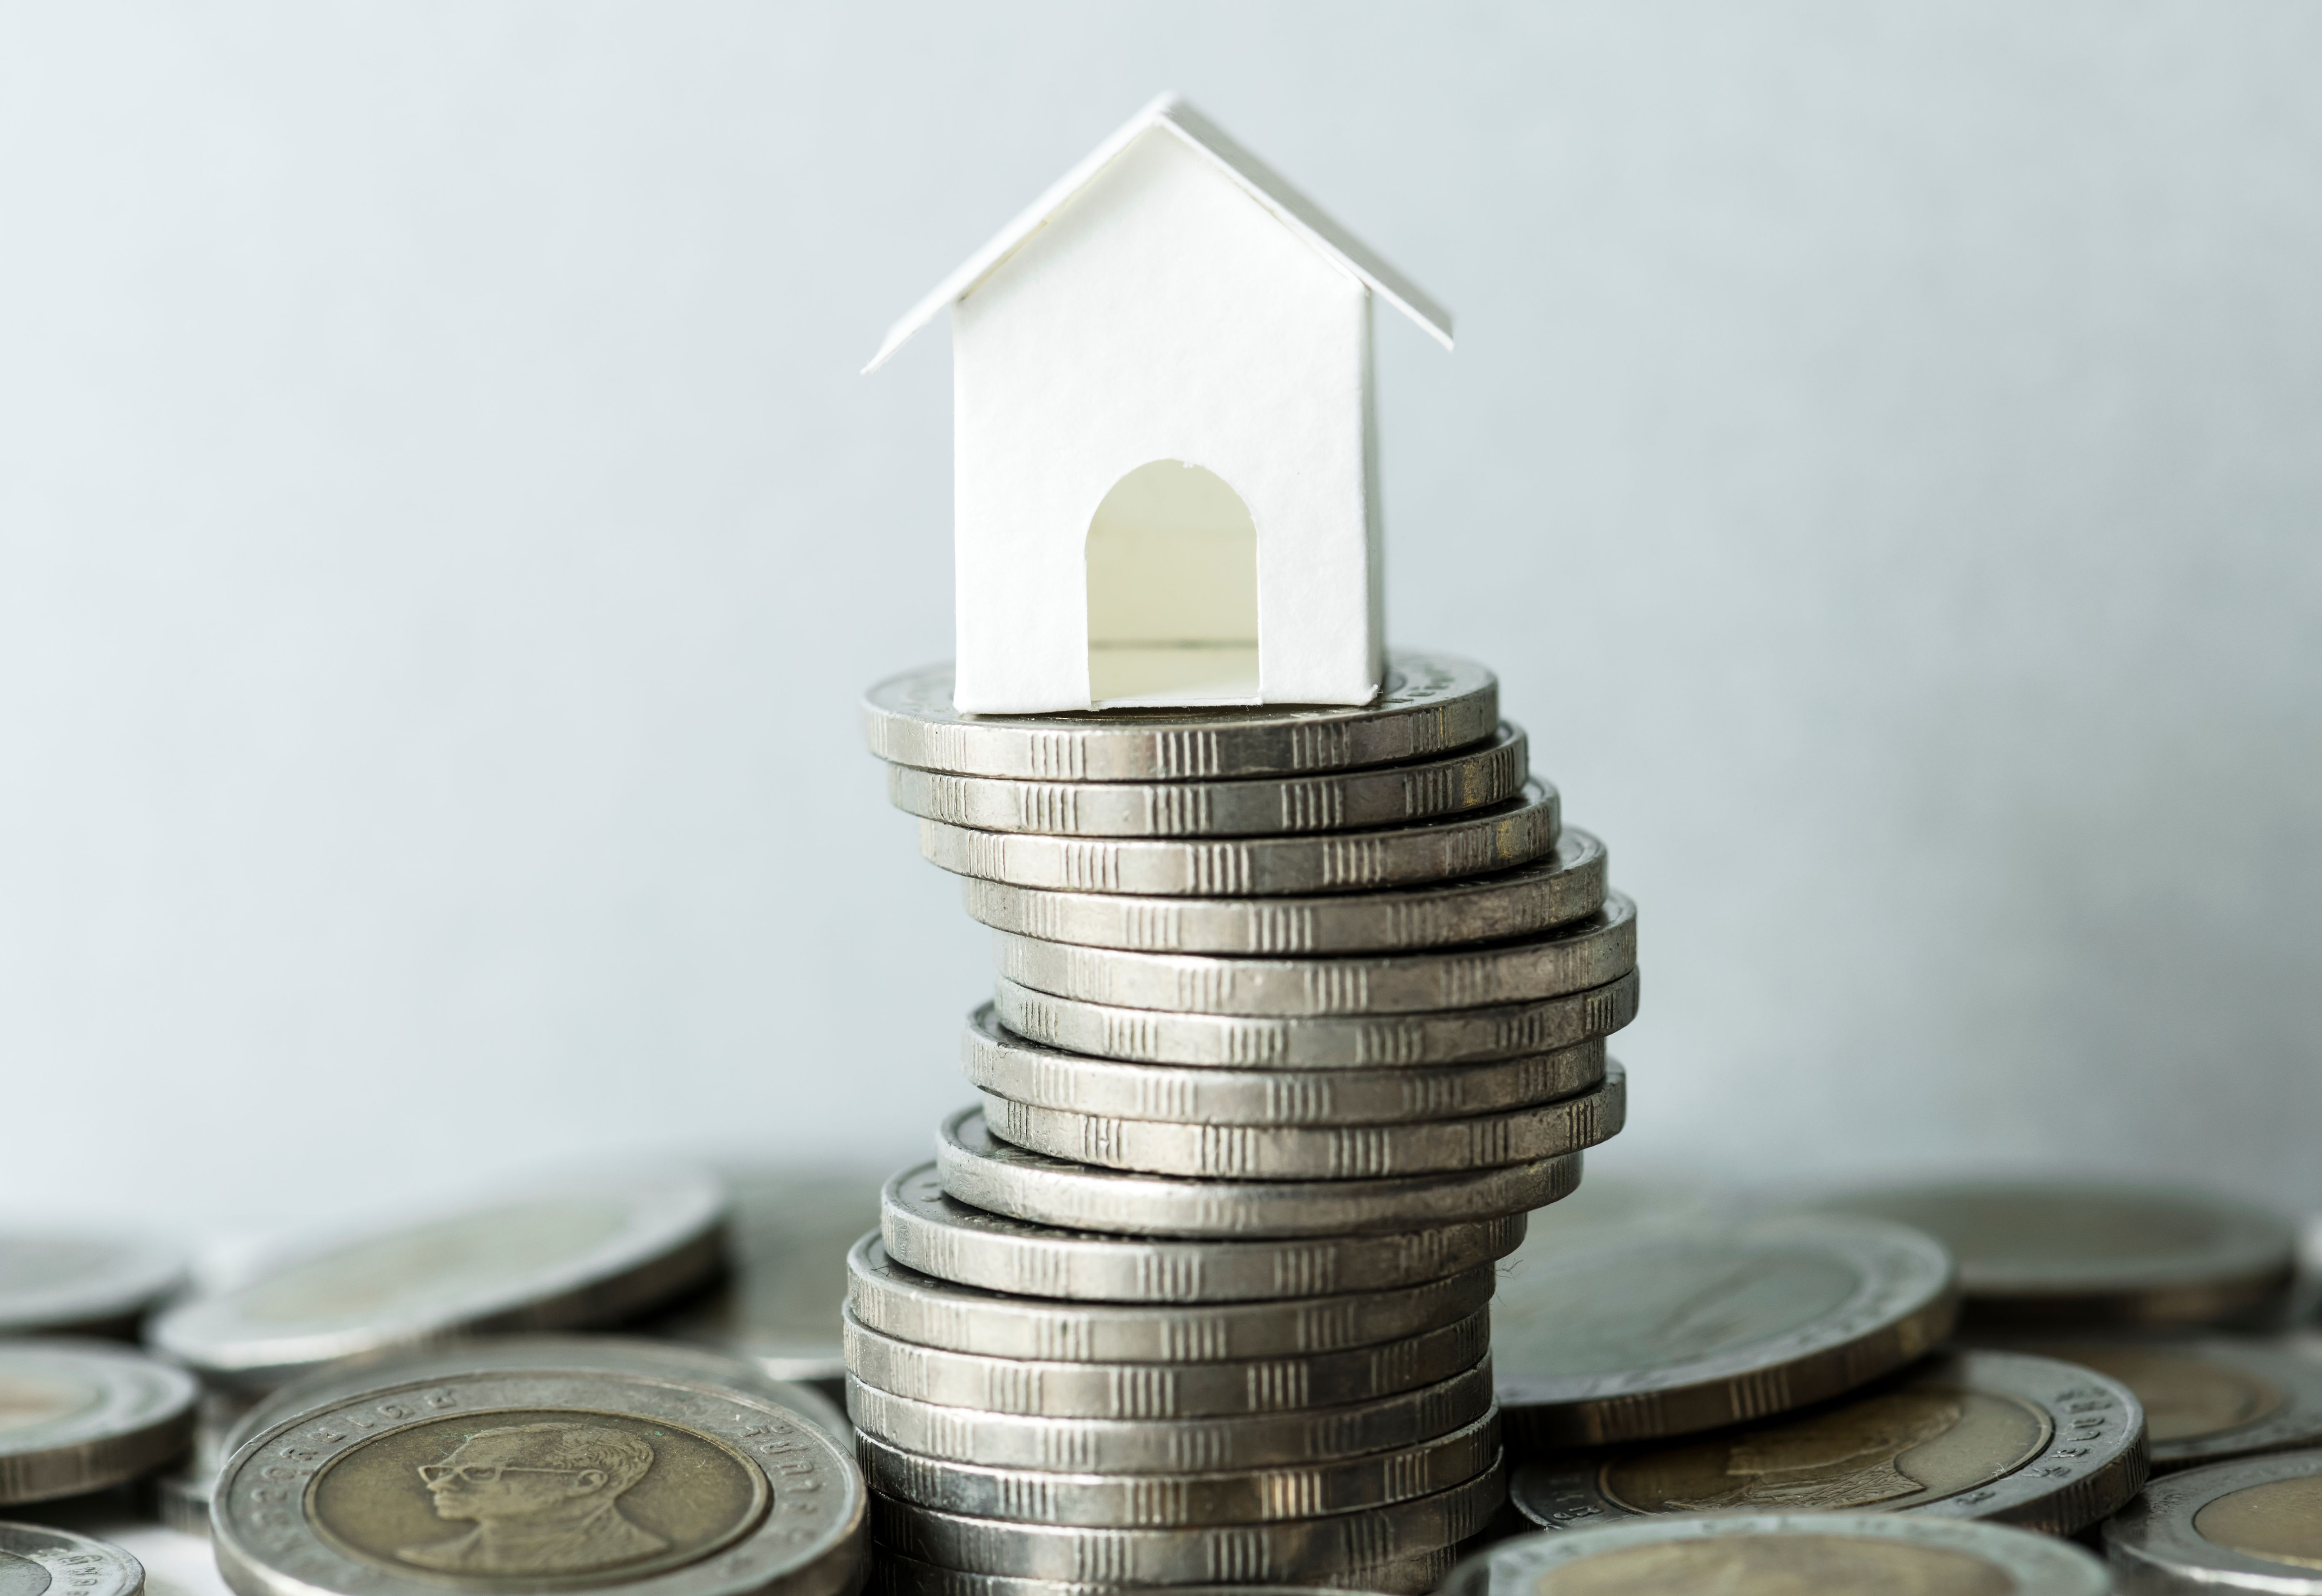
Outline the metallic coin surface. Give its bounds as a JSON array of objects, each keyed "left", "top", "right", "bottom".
[
  {"left": 854, "top": 1409, "right": 1499, "bottom": 1527},
  {"left": 2105, "top": 1449, "right": 2322, "bottom": 1594},
  {"left": 978, "top": 1065, "right": 1623, "bottom": 1180},
  {"left": 842, "top": 1307, "right": 1490, "bottom": 1419},
  {"left": 920, "top": 782, "right": 1560, "bottom": 898},
  {"left": 0, "top": 1339, "right": 198, "bottom": 1505},
  {"left": 155, "top": 1463, "right": 215, "bottom": 1536},
  {"left": 960, "top": 831, "right": 1609, "bottom": 957},
  {"left": 0, "top": 1232, "right": 183, "bottom": 1337},
  {"left": 644, "top": 1166, "right": 885, "bottom": 1384},
  {"left": 966, "top": 1009, "right": 1607, "bottom": 1126},
  {"left": 0, "top": 1522, "right": 145, "bottom": 1596},
  {"left": 846, "top": 1235, "right": 1495, "bottom": 1362},
  {"left": 153, "top": 1175, "right": 728, "bottom": 1389},
  {"left": 1977, "top": 1336, "right": 2322, "bottom": 1474},
  {"left": 862, "top": 654, "right": 1499, "bottom": 783},
  {"left": 880, "top": 1166, "right": 1527, "bottom": 1304},
  {"left": 889, "top": 724, "right": 1527, "bottom": 839},
  {"left": 1446, "top": 1512, "right": 2109, "bottom": 1596},
  {"left": 1813, "top": 1182, "right": 2298, "bottom": 1329},
  {"left": 992, "top": 969, "right": 1640, "bottom": 1069},
  {"left": 867, "top": 1463, "right": 1502, "bottom": 1582},
  {"left": 845, "top": 1360, "right": 1495, "bottom": 1473},
  {"left": 1491, "top": 1214, "right": 1957, "bottom": 1446},
  {"left": 1512, "top": 1350, "right": 2147, "bottom": 1537},
  {"left": 212, "top": 1368, "right": 864, "bottom": 1596},
  {"left": 939, "top": 1108, "right": 1582, "bottom": 1239},
  {"left": 991, "top": 894, "right": 1634, "bottom": 1017},
  {"left": 869, "top": 1556, "right": 1453, "bottom": 1596}
]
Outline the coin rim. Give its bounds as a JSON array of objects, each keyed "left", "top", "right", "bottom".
[
  {"left": 0, "top": 1338, "right": 200, "bottom": 1505},
  {"left": 0, "top": 1231, "right": 185, "bottom": 1336},
  {"left": 0, "top": 1520, "right": 147, "bottom": 1596},
  {"left": 2102, "top": 1446, "right": 2322, "bottom": 1590}
]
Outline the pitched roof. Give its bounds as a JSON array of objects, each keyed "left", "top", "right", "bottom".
[{"left": 862, "top": 93, "right": 1454, "bottom": 374}]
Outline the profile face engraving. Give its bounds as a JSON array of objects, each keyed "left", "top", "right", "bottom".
[{"left": 402, "top": 1424, "right": 667, "bottom": 1574}]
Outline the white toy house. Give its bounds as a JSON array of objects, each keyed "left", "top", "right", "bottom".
[{"left": 867, "top": 95, "right": 1452, "bottom": 714}]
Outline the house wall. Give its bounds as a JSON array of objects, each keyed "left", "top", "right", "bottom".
[{"left": 951, "top": 126, "right": 1377, "bottom": 712}]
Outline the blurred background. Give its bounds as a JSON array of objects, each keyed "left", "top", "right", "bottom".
[{"left": 2, "top": 2, "right": 2317, "bottom": 1236}]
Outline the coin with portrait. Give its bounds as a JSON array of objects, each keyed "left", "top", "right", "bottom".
[
  {"left": 2106, "top": 1449, "right": 2322, "bottom": 1594},
  {"left": 1979, "top": 1336, "right": 2322, "bottom": 1473}
]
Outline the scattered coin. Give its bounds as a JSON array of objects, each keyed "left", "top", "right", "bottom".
[
  {"left": 1511, "top": 1349, "right": 2148, "bottom": 1537},
  {"left": 2104, "top": 1448, "right": 2322, "bottom": 1594},
  {"left": 862, "top": 654, "right": 1500, "bottom": 783},
  {"left": 938, "top": 1107, "right": 1582, "bottom": 1238},
  {"left": 992, "top": 969, "right": 1640, "bottom": 1069},
  {"left": 1491, "top": 1213, "right": 1957, "bottom": 1446},
  {"left": 1812, "top": 1181, "right": 2298, "bottom": 1329},
  {"left": 1444, "top": 1511, "right": 2110, "bottom": 1596},
  {"left": 880, "top": 1166, "right": 1527, "bottom": 1303},
  {"left": 1976, "top": 1336, "right": 2322, "bottom": 1474},
  {"left": 152, "top": 1174, "right": 728, "bottom": 1390},
  {"left": 959, "top": 830, "right": 1609, "bottom": 956},
  {"left": 0, "top": 1522, "right": 146, "bottom": 1596},
  {"left": 0, "top": 1340, "right": 197, "bottom": 1505},
  {"left": 0, "top": 1231, "right": 183, "bottom": 1337},
  {"left": 870, "top": 1552, "right": 1455, "bottom": 1596},
  {"left": 212, "top": 1367, "right": 865, "bottom": 1596}
]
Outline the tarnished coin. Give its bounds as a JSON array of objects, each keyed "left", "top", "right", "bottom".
[
  {"left": 855, "top": 1408, "right": 1500, "bottom": 1527},
  {"left": 870, "top": 1556, "right": 1453, "bottom": 1596},
  {"left": 1976, "top": 1336, "right": 2322, "bottom": 1474},
  {"left": 845, "top": 1361, "right": 1494, "bottom": 1473},
  {"left": 867, "top": 1464, "right": 1502, "bottom": 1582},
  {"left": 0, "top": 1523, "right": 145, "bottom": 1596},
  {"left": 880, "top": 1166, "right": 1527, "bottom": 1304},
  {"left": 0, "top": 1231, "right": 183, "bottom": 1336},
  {"left": 0, "top": 1339, "right": 197, "bottom": 1504},
  {"left": 940, "top": 1108, "right": 1582, "bottom": 1239},
  {"left": 921, "top": 782, "right": 1560, "bottom": 898},
  {"left": 842, "top": 1307, "right": 1490, "bottom": 1419},
  {"left": 152, "top": 1174, "right": 727, "bottom": 1390},
  {"left": 1445, "top": 1512, "right": 2109, "bottom": 1596},
  {"left": 965, "top": 1008, "right": 1606, "bottom": 1127},
  {"left": 993, "top": 969, "right": 1640, "bottom": 1069},
  {"left": 961, "top": 831, "right": 1609, "bottom": 956},
  {"left": 212, "top": 1368, "right": 865, "bottom": 1596},
  {"left": 847, "top": 1235, "right": 1494, "bottom": 1363},
  {"left": 863, "top": 654, "right": 1499, "bottom": 782},
  {"left": 890, "top": 724, "right": 1527, "bottom": 839},
  {"left": 992, "top": 894, "right": 1634, "bottom": 1017},
  {"left": 1814, "top": 1181, "right": 2298, "bottom": 1329},
  {"left": 2105, "top": 1449, "right": 2322, "bottom": 1594},
  {"left": 979, "top": 1065, "right": 1622, "bottom": 1181},
  {"left": 1512, "top": 1350, "right": 2148, "bottom": 1537},
  {"left": 1491, "top": 1214, "right": 1957, "bottom": 1446}
]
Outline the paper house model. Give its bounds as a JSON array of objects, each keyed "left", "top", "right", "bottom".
[{"left": 866, "top": 94, "right": 1453, "bottom": 714}]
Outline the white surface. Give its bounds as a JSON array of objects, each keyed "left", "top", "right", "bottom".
[{"left": 1, "top": 4, "right": 2319, "bottom": 1235}]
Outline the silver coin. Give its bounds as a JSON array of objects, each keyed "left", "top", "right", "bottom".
[
  {"left": 2104, "top": 1448, "right": 2322, "bottom": 1594},
  {"left": 880, "top": 1166, "right": 1528, "bottom": 1304},
  {"left": 154, "top": 1463, "right": 215, "bottom": 1536},
  {"left": 152, "top": 1173, "right": 727, "bottom": 1390},
  {"left": 1491, "top": 1213, "right": 1957, "bottom": 1446},
  {"left": 978, "top": 1065, "right": 1624, "bottom": 1181},
  {"left": 967, "top": 1007, "right": 1606, "bottom": 1127},
  {"left": 1445, "top": 1511, "right": 2109, "bottom": 1596},
  {"left": 1812, "top": 1181, "right": 2299, "bottom": 1329},
  {"left": 940, "top": 1107, "right": 1583, "bottom": 1239},
  {"left": 960, "top": 831, "right": 1609, "bottom": 957},
  {"left": 842, "top": 1307, "right": 1490, "bottom": 1419},
  {"left": 1512, "top": 1349, "right": 2148, "bottom": 1538},
  {"left": 846, "top": 1234, "right": 1495, "bottom": 1363},
  {"left": 993, "top": 969, "right": 1640, "bottom": 1069},
  {"left": 0, "top": 1231, "right": 183, "bottom": 1336},
  {"left": 212, "top": 1367, "right": 865, "bottom": 1596},
  {"left": 863, "top": 654, "right": 1499, "bottom": 783},
  {"left": 920, "top": 782, "right": 1560, "bottom": 899},
  {"left": 643, "top": 1165, "right": 886, "bottom": 1383},
  {"left": 1973, "top": 1335, "right": 2322, "bottom": 1474},
  {"left": 0, "top": 1339, "right": 197, "bottom": 1505},
  {"left": 845, "top": 1361, "right": 1494, "bottom": 1473},
  {"left": 854, "top": 1408, "right": 1500, "bottom": 1527},
  {"left": 0, "top": 1522, "right": 145, "bottom": 1596},
  {"left": 870, "top": 1551, "right": 1455, "bottom": 1596}
]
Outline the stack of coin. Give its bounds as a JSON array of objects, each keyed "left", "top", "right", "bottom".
[{"left": 855, "top": 654, "right": 1641, "bottom": 1591}]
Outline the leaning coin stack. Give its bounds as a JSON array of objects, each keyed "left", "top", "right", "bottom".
[{"left": 855, "top": 652, "right": 1640, "bottom": 1592}]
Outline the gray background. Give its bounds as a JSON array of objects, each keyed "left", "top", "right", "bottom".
[{"left": 4, "top": 4, "right": 2317, "bottom": 1237}]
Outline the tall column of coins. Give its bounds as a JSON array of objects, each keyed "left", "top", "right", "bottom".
[{"left": 854, "top": 652, "right": 1640, "bottom": 1594}]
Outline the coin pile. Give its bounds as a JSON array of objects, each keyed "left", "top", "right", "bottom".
[{"left": 854, "top": 653, "right": 1640, "bottom": 1591}]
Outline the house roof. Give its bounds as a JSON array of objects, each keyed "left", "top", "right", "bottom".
[{"left": 862, "top": 93, "right": 1455, "bottom": 375}]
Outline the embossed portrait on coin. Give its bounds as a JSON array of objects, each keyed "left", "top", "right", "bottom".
[{"left": 399, "top": 1424, "right": 668, "bottom": 1574}]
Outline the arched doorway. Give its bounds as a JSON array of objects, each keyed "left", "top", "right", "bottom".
[{"left": 1085, "top": 460, "right": 1259, "bottom": 706}]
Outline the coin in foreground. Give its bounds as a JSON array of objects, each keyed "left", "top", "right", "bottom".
[
  {"left": 0, "top": 1339, "right": 197, "bottom": 1504},
  {"left": 0, "top": 1522, "right": 145, "bottom": 1596},
  {"left": 870, "top": 1559, "right": 1450, "bottom": 1596},
  {"left": 2106, "top": 1449, "right": 2322, "bottom": 1594},
  {"left": 0, "top": 1231, "right": 183, "bottom": 1337}
]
